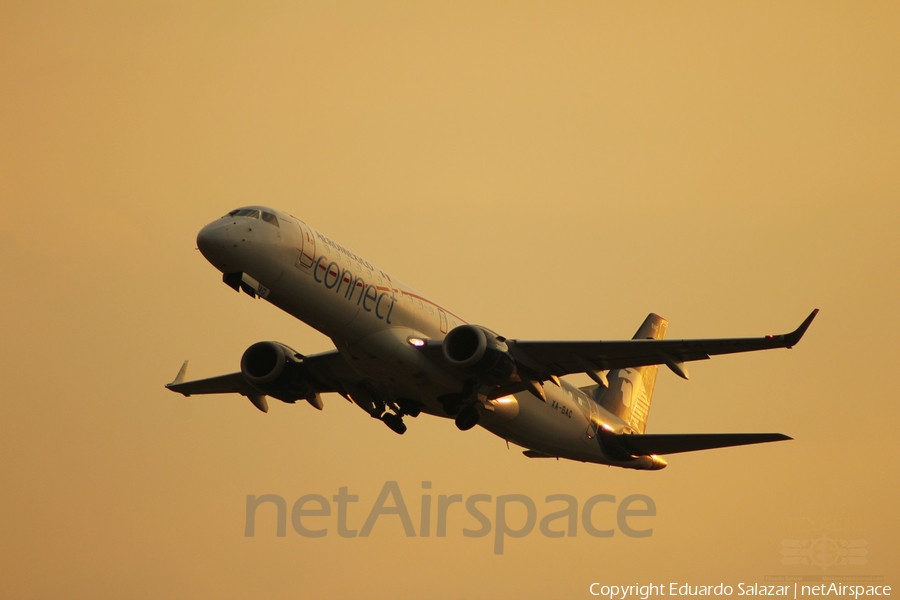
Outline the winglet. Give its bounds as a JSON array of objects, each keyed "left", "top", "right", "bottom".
[
  {"left": 167, "top": 360, "right": 190, "bottom": 390},
  {"left": 784, "top": 309, "right": 819, "bottom": 348}
]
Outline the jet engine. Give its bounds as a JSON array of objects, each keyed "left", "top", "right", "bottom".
[
  {"left": 442, "top": 325, "right": 516, "bottom": 385},
  {"left": 240, "top": 341, "right": 320, "bottom": 406}
]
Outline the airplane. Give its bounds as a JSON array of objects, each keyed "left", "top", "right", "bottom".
[{"left": 166, "top": 206, "right": 818, "bottom": 470}]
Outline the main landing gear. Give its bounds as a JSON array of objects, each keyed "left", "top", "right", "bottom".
[
  {"left": 454, "top": 403, "right": 480, "bottom": 431},
  {"left": 381, "top": 412, "right": 407, "bottom": 435},
  {"left": 438, "top": 383, "right": 483, "bottom": 431},
  {"left": 378, "top": 398, "right": 423, "bottom": 436}
]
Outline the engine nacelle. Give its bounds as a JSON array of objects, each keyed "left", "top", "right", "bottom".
[
  {"left": 240, "top": 341, "right": 317, "bottom": 403},
  {"left": 442, "top": 325, "right": 516, "bottom": 385},
  {"left": 241, "top": 341, "right": 300, "bottom": 385}
]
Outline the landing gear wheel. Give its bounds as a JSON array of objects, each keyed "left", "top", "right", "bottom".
[
  {"left": 454, "top": 404, "right": 480, "bottom": 431},
  {"left": 382, "top": 413, "right": 407, "bottom": 435}
]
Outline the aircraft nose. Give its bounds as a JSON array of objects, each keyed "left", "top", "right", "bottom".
[{"left": 196, "top": 222, "right": 231, "bottom": 268}]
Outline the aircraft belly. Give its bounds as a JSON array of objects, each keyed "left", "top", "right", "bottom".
[
  {"left": 335, "top": 327, "right": 462, "bottom": 405},
  {"left": 482, "top": 389, "right": 603, "bottom": 462}
]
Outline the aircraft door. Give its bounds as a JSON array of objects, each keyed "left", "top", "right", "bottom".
[
  {"left": 296, "top": 221, "right": 317, "bottom": 270},
  {"left": 582, "top": 395, "right": 600, "bottom": 443}
]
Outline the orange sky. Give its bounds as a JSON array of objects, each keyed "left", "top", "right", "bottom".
[{"left": 1, "top": 2, "right": 898, "bottom": 598}]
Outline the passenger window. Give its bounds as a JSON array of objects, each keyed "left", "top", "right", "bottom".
[{"left": 261, "top": 212, "right": 280, "bottom": 227}]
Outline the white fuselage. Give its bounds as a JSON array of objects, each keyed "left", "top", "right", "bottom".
[{"left": 196, "top": 207, "right": 662, "bottom": 468}]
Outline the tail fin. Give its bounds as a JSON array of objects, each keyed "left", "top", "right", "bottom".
[{"left": 595, "top": 314, "right": 668, "bottom": 434}]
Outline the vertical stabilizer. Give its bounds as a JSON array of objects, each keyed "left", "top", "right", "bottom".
[{"left": 596, "top": 314, "right": 668, "bottom": 434}]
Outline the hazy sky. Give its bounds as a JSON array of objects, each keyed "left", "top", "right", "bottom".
[{"left": 2, "top": 2, "right": 898, "bottom": 598}]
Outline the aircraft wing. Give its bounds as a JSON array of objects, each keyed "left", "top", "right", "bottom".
[
  {"left": 509, "top": 309, "right": 818, "bottom": 380},
  {"left": 613, "top": 432, "right": 791, "bottom": 455},
  {"left": 165, "top": 369, "right": 259, "bottom": 397},
  {"left": 165, "top": 350, "right": 355, "bottom": 411}
]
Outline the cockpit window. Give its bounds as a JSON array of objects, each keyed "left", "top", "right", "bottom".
[
  {"left": 261, "top": 212, "right": 280, "bottom": 227},
  {"left": 227, "top": 209, "right": 260, "bottom": 219}
]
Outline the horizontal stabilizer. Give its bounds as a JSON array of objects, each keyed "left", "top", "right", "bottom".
[{"left": 617, "top": 432, "right": 792, "bottom": 456}]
